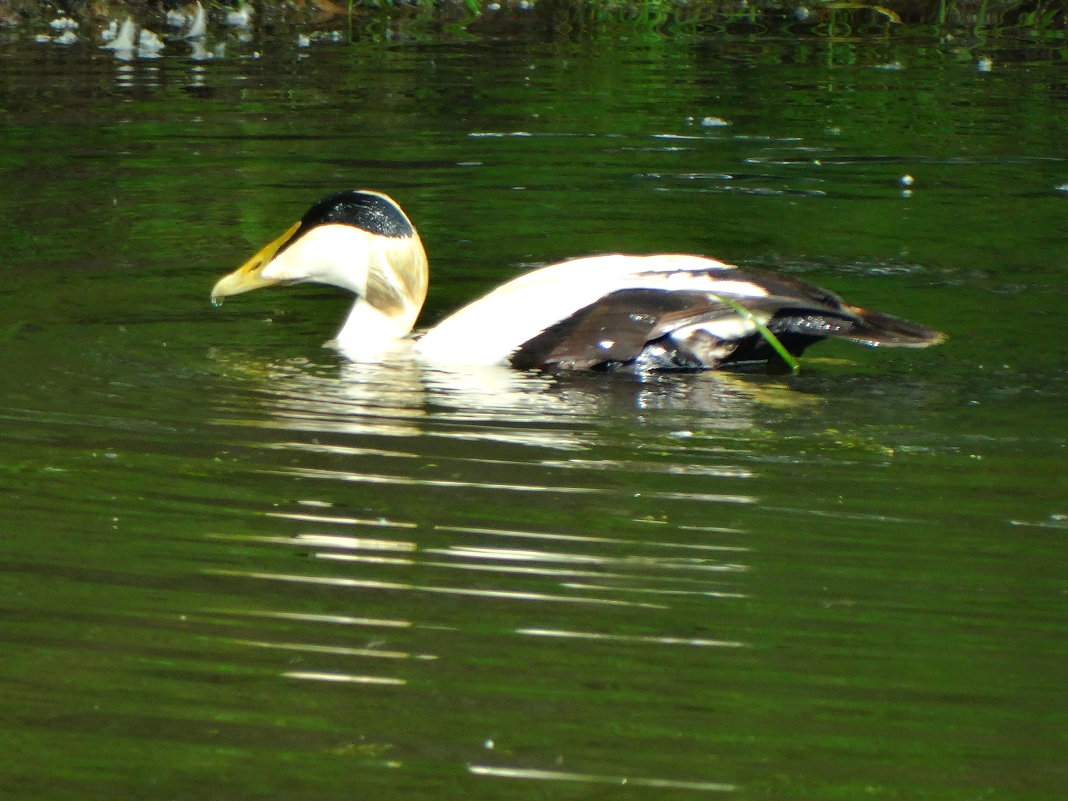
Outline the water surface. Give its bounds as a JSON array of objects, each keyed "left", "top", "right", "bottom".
[{"left": 1, "top": 26, "right": 1065, "bottom": 801}]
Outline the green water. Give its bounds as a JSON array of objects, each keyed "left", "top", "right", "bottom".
[{"left": 1, "top": 27, "right": 1065, "bottom": 800}]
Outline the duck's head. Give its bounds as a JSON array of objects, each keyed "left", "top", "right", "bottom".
[{"left": 212, "top": 190, "right": 429, "bottom": 350}]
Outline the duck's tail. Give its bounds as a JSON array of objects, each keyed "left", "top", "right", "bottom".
[{"left": 841, "top": 305, "right": 947, "bottom": 348}]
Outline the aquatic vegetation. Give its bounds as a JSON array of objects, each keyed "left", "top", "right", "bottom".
[{"left": 708, "top": 294, "right": 802, "bottom": 375}]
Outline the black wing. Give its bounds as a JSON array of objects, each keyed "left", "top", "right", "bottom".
[
  {"left": 509, "top": 271, "right": 944, "bottom": 372},
  {"left": 510, "top": 288, "right": 734, "bottom": 370}
]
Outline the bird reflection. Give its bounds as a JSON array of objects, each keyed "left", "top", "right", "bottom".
[
  {"left": 210, "top": 346, "right": 806, "bottom": 447},
  {"left": 207, "top": 351, "right": 762, "bottom": 704}
]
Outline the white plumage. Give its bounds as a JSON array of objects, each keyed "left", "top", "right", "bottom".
[
  {"left": 415, "top": 255, "right": 767, "bottom": 366},
  {"left": 212, "top": 190, "right": 945, "bottom": 371}
]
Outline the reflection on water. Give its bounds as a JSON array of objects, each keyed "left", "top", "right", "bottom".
[
  {"left": 192, "top": 351, "right": 766, "bottom": 792},
  {"left": 211, "top": 349, "right": 794, "bottom": 452}
]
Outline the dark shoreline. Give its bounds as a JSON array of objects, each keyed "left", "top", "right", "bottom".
[{"left": 3, "top": 0, "right": 1065, "bottom": 40}]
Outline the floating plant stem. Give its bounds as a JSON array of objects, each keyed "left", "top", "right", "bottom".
[{"left": 710, "top": 293, "right": 801, "bottom": 374}]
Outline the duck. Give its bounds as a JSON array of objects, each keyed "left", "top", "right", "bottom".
[{"left": 211, "top": 189, "right": 945, "bottom": 371}]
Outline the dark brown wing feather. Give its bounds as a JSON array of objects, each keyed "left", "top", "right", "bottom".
[
  {"left": 510, "top": 289, "right": 736, "bottom": 370},
  {"left": 509, "top": 273, "right": 945, "bottom": 371},
  {"left": 731, "top": 268, "right": 945, "bottom": 348}
]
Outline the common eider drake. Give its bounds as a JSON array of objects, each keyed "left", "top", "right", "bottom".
[{"left": 211, "top": 190, "right": 945, "bottom": 371}]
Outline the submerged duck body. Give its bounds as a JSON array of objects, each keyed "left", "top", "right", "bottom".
[{"left": 212, "top": 190, "right": 945, "bottom": 371}]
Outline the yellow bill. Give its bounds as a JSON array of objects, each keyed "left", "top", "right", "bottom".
[{"left": 211, "top": 221, "right": 301, "bottom": 302}]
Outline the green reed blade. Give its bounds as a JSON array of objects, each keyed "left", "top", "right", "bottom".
[{"left": 709, "top": 293, "right": 801, "bottom": 374}]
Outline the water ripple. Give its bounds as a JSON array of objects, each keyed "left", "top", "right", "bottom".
[
  {"left": 237, "top": 639, "right": 436, "bottom": 661},
  {"left": 468, "top": 765, "right": 736, "bottom": 792},
  {"left": 278, "top": 466, "right": 607, "bottom": 496},
  {"left": 435, "top": 524, "right": 748, "bottom": 552},
  {"left": 516, "top": 627, "right": 748, "bottom": 649},
  {"left": 283, "top": 672, "right": 407, "bottom": 686},
  {"left": 267, "top": 511, "right": 418, "bottom": 530},
  {"left": 207, "top": 569, "right": 666, "bottom": 609}
]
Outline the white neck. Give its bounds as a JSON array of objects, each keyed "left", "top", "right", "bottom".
[{"left": 330, "top": 297, "right": 418, "bottom": 361}]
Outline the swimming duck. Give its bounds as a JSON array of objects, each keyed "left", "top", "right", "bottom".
[{"left": 211, "top": 189, "right": 945, "bottom": 371}]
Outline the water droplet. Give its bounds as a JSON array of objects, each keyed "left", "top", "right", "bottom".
[{"left": 211, "top": 296, "right": 224, "bottom": 308}]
